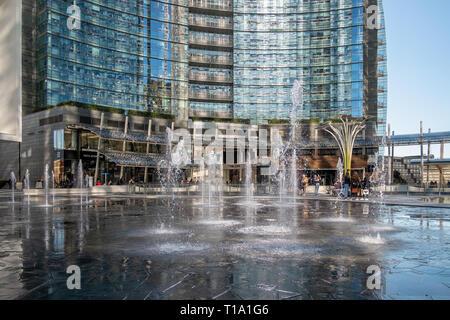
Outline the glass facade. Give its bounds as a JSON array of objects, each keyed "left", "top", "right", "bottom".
[
  {"left": 34, "top": 0, "right": 386, "bottom": 136},
  {"left": 233, "top": 0, "right": 386, "bottom": 137},
  {"left": 36, "top": 0, "right": 189, "bottom": 119}
]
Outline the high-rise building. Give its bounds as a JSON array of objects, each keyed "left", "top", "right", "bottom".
[
  {"left": 234, "top": 0, "right": 386, "bottom": 135},
  {"left": 29, "top": 0, "right": 386, "bottom": 129},
  {"left": 34, "top": 0, "right": 189, "bottom": 119},
  {"left": 0, "top": 0, "right": 387, "bottom": 183}
]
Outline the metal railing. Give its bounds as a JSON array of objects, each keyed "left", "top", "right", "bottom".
[
  {"left": 189, "top": 0, "right": 233, "bottom": 11},
  {"left": 189, "top": 71, "right": 233, "bottom": 83},
  {"left": 189, "top": 35, "right": 232, "bottom": 47},
  {"left": 189, "top": 90, "right": 232, "bottom": 101},
  {"left": 189, "top": 16, "right": 233, "bottom": 29},
  {"left": 190, "top": 53, "right": 233, "bottom": 65}
]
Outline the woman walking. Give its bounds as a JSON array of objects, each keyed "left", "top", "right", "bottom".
[{"left": 301, "top": 174, "right": 309, "bottom": 196}]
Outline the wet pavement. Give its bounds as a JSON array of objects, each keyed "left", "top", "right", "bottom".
[{"left": 0, "top": 191, "right": 449, "bottom": 300}]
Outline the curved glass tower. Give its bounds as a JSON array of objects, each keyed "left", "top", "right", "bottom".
[
  {"left": 36, "top": 0, "right": 189, "bottom": 119},
  {"left": 34, "top": 0, "right": 386, "bottom": 135},
  {"left": 233, "top": 0, "right": 387, "bottom": 137}
]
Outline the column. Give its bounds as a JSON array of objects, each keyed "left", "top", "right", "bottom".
[
  {"left": 391, "top": 131, "right": 395, "bottom": 184},
  {"left": 144, "top": 119, "right": 152, "bottom": 184},
  {"left": 119, "top": 115, "right": 129, "bottom": 179},
  {"left": 314, "top": 128, "right": 318, "bottom": 156},
  {"left": 420, "top": 121, "right": 424, "bottom": 187},
  {"left": 427, "top": 128, "right": 431, "bottom": 185},
  {"left": 441, "top": 140, "right": 445, "bottom": 159},
  {"left": 387, "top": 124, "right": 391, "bottom": 185},
  {"left": 94, "top": 112, "right": 105, "bottom": 184}
]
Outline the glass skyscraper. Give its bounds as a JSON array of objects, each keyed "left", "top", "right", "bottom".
[
  {"left": 234, "top": 0, "right": 386, "bottom": 131},
  {"left": 33, "top": 0, "right": 386, "bottom": 134},
  {"left": 36, "top": 0, "right": 189, "bottom": 119}
]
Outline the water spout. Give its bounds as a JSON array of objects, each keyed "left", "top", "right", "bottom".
[
  {"left": 44, "top": 164, "right": 49, "bottom": 207},
  {"left": 25, "top": 169, "right": 30, "bottom": 205},
  {"left": 10, "top": 172, "right": 16, "bottom": 203}
]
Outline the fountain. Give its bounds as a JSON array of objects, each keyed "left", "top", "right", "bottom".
[
  {"left": 204, "top": 151, "right": 222, "bottom": 206},
  {"left": 158, "top": 130, "right": 191, "bottom": 198},
  {"left": 274, "top": 80, "right": 303, "bottom": 203},
  {"left": 10, "top": 171, "right": 16, "bottom": 203},
  {"left": 245, "top": 150, "right": 254, "bottom": 203},
  {"left": 289, "top": 80, "right": 303, "bottom": 200},
  {"left": 77, "top": 160, "right": 83, "bottom": 205},
  {"left": 51, "top": 170, "right": 55, "bottom": 205},
  {"left": 336, "top": 157, "right": 344, "bottom": 183},
  {"left": 44, "top": 164, "right": 49, "bottom": 207},
  {"left": 370, "top": 134, "right": 387, "bottom": 201},
  {"left": 85, "top": 173, "right": 90, "bottom": 203},
  {"left": 25, "top": 169, "right": 30, "bottom": 204},
  {"left": 200, "top": 158, "right": 206, "bottom": 205}
]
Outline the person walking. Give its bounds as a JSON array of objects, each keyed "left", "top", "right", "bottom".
[
  {"left": 313, "top": 173, "right": 321, "bottom": 196},
  {"left": 343, "top": 171, "right": 351, "bottom": 199},
  {"left": 302, "top": 174, "right": 309, "bottom": 196}
]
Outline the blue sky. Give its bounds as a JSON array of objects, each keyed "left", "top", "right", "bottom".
[{"left": 383, "top": 0, "right": 450, "bottom": 157}]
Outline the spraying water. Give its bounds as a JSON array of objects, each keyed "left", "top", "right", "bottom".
[
  {"left": 245, "top": 150, "right": 254, "bottom": 203},
  {"left": 85, "top": 173, "right": 90, "bottom": 203},
  {"left": 25, "top": 169, "right": 30, "bottom": 204},
  {"left": 337, "top": 157, "right": 344, "bottom": 183},
  {"left": 78, "top": 160, "right": 83, "bottom": 205},
  {"left": 10, "top": 172, "right": 16, "bottom": 203},
  {"left": 204, "top": 151, "right": 222, "bottom": 206},
  {"left": 51, "top": 170, "right": 55, "bottom": 205},
  {"left": 370, "top": 134, "right": 387, "bottom": 201},
  {"left": 44, "top": 164, "right": 49, "bottom": 206}
]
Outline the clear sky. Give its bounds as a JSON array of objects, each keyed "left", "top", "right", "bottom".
[{"left": 383, "top": 0, "right": 450, "bottom": 158}]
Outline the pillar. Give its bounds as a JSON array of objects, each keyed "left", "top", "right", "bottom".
[
  {"left": 441, "top": 140, "right": 445, "bottom": 160},
  {"left": 387, "top": 124, "right": 391, "bottom": 185},
  {"left": 94, "top": 112, "right": 104, "bottom": 184},
  {"left": 314, "top": 128, "right": 318, "bottom": 156},
  {"left": 362, "top": 129, "right": 366, "bottom": 155},
  {"left": 391, "top": 131, "right": 395, "bottom": 184},
  {"left": 420, "top": 121, "right": 424, "bottom": 186},
  {"left": 119, "top": 115, "right": 129, "bottom": 179},
  {"left": 144, "top": 119, "right": 152, "bottom": 184},
  {"left": 427, "top": 128, "right": 431, "bottom": 185}
]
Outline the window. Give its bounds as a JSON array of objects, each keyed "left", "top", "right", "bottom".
[{"left": 53, "top": 129, "right": 65, "bottom": 150}]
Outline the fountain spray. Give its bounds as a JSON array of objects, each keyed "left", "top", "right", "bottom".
[
  {"left": 44, "top": 164, "right": 49, "bottom": 207},
  {"left": 10, "top": 172, "right": 16, "bottom": 203},
  {"left": 25, "top": 169, "right": 30, "bottom": 205}
]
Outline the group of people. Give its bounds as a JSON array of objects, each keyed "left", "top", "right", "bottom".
[
  {"left": 298, "top": 173, "right": 322, "bottom": 196},
  {"left": 338, "top": 171, "right": 370, "bottom": 199}
]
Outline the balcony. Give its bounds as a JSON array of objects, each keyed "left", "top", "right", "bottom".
[
  {"left": 190, "top": 53, "right": 233, "bottom": 65},
  {"left": 189, "top": 90, "right": 232, "bottom": 101},
  {"left": 189, "top": 16, "right": 233, "bottom": 30},
  {"left": 189, "top": 0, "right": 233, "bottom": 12},
  {"left": 189, "top": 71, "right": 233, "bottom": 83},
  {"left": 189, "top": 35, "right": 233, "bottom": 48}
]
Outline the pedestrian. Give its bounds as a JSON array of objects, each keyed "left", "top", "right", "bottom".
[
  {"left": 313, "top": 173, "right": 321, "bottom": 196},
  {"left": 351, "top": 172, "right": 361, "bottom": 198},
  {"left": 302, "top": 174, "right": 309, "bottom": 196}
]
